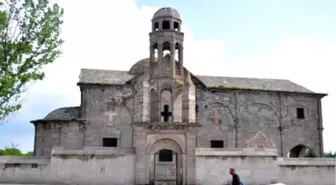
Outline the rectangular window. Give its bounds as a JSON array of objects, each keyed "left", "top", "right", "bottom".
[
  {"left": 31, "top": 164, "right": 38, "bottom": 168},
  {"left": 211, "top": 140, "right": 224, "bottom": 148},
  {"left": 102, "top": 138, "right": 118, "bottom": 147},
  {"left": 296, "top": 108, "right": 305, "bottom": 119}
]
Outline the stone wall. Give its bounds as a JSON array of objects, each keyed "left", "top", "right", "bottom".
[
  {"left": 34, "top": 121, "right": 85, "bottom": 156},
  {"left": 0, "top": 147, "right": 136, "bottom": 185},
  {"left": 196, "top": 88, "right": 322, "bottom": 156},
  {"left": 195, "top": 148, "right": 335, "bottom": 185},
  {"left": 80, "top": 85, "right": 134, "bottom": 147}
]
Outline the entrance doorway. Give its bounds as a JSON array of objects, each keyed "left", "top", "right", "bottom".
[{"left": 154, "top": 149, "right": 178, "bottom": 185}]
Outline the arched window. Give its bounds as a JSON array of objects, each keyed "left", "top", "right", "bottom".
[
  {"left": 289, "top": 145, "right": 317, "bottom": 158},
  {"left": 154, "top": 22, "right": 159, "bottom": 31},
  {"left": 175, "top": 43, "right": 181, "bottom": 75},
  {"left": 173, "top": 21, "right": 179, "bottom": 31},
  {"left": 162, "top": 41, "right": 171, "bottom": 56},
  {"left": 162, "top": 20, "right": 170, "bottom": 30}
]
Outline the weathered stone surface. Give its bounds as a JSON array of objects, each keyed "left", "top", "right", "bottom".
[
  {"left": 23, "top": 6, "right": 330, "bottom": 185},
  {"left": 195, "top": 148, "right": 335, "bottom": 185}
]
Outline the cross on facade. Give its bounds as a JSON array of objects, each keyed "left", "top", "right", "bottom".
[
  {"left": 212, "top": 109, "right": 222, "bottom": 126},
  {"left": 106, "top": 103, "right": 118, "bottom": 125},
  {"left": 161, "top": 105, "right": 172, "bottom": 122}
]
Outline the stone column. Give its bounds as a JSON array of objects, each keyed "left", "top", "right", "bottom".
[
  {"left": 179, "top": 45, "right": 184, "bottom": 78},
  {"left": 171, "top": 42, "right": 176, "bottom": 122},
  {"left": 149, "top": 45, "right": 155, "bottom": 80},
  {"left": 157, "top": 43, "right": 163, "bottom": 121},
  {"left": 135, "top": 129, "right": 148, "bottom": 185},
  {"left": 186, "top": 132, "right": 196, "bottom": 185},
  {"left": 171, "top": 42, "right": 176, "bottom": 77}
]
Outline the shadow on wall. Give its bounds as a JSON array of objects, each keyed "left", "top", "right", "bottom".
[{"left": 288, "top": 144, "right": 317, "bottom": 158}]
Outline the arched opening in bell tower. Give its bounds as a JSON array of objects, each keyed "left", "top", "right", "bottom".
[
  {"left": 162, "top": 20, "right": 170, "bottom": 30},
  {"left": 174, "top": 21, "right": 180, "bottom": 31},
  {"left": 154, "top": 22, "right": 159, "bottom": 31},
  {"left": 152, "top": 43, "right": 158, "bottom": 58},
  {"left": 175, "top": 43, "right": 181, "bottom": 76},
  {"left": 162, "top": 41, "right": 171, "bottom": 57}
]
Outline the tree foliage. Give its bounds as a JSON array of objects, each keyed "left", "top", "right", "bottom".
[
  {"left": 0, "top": 144, "right": 33, "bottom": 156},
  {"left": 0, "top": 0, "right": 63, "bottom": 121},
  {"left": 324, "top": 151, "right": 336, "bottom": 158}
]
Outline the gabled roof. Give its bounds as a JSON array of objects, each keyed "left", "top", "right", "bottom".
[
  {"left": 196, "top": 75, "right": 314, "bottom": 93},
  {"left": 78, "top": 68, "right": 133, "bottom": 85},
  {"left": 77, "top": 68, "right": 324, "bottom": 95}
]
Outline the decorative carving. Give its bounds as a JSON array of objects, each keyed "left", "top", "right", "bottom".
[
  {"left": 212, "top": 109, "right": 222, "bottom": 127},
  {"left": 246, "top": 131, "right": 276, "bottom": 149},
  {"left": 105, "top": 103, "right": 118, "bottom": 127},
  {"left": 135, "top": 122, "right": 201, "bottom": 132}
]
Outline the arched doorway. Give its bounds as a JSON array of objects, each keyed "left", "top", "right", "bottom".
[
  {"left": 148, "top": 138, "right": 183, "bottom": 185},
  {"left": 289, "top": 144, "right": 317, "bottom": 158}
]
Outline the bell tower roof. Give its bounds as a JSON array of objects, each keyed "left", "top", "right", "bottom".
[{"left": 153, "top": 7, "right": 181, "bottom": 20}]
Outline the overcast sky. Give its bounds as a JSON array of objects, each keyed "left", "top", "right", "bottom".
[{"left": 0, "top": 0, "right": 335, "bottom": 153}]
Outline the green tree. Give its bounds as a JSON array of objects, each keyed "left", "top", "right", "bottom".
[
  {"left": 324, "top": 151, "right": 336, "bottom": 158},
  {"left": 0, "top": 144, "right": 33, "bottom": 156},
  {"left": 0, "top": 0, "right": 64, "bottom": 121},
  {"left": 304, "top": 150, "right": 314, "bottom": 158}
]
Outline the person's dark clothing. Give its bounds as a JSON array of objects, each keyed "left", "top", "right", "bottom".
[{"left": 232, "top": 173, "right": 240, "bottom": 185}]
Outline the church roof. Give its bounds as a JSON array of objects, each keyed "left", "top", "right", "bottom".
[
  {"left": 196, "top": 75, "right": 314, "bottom": 93},
  {"left": 153, "top": 7, "right": 181, "bottom": 20},
  {"left": 79, "top": 68, "right": 133, "bottom": 85},
  {"left": 44, "top": 106, "right": 79, "bottom": 120},
  {"left": 31, "top": 106, "right": 82, "bottom": 123},
  {"left": 77, "top": 67, "right": 323, "bottom": 94}
]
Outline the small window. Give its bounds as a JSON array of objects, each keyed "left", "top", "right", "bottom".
[
  {"left": 154, "top": 22, "right": 159, "bottom": 31},
  {"left": 162, "top": 21, "right": 170, "bottom": 30},
  {"left": 173, "top": 21, "right": 179, "bottom": 31},
  {"left": 4, "top": 164, "right": 13, "bottom": 168},
  {"left": 31, "top": 164, "right": 38, "bottom": 168},
  {"left": 211, "top": 140, "right": 224, "bottom": 148},
  {"left": 102, "top": 138, "right": 117, "bottom": 147},
  {"left": 297, "top": 108, "right": 305, "bottom": 119},
  {"left": 14, "top": 163, "right": 20, "bottom": 167},
  {"left": 159, "top": 149, "right": 173, "bottom": 162},
  {"left": 196, "top": 104, "right": 199, "bottom": 113}
]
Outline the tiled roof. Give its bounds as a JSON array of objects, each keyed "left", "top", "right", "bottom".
[
  {"left": 44, "top": 106, "right": 79, "bottom": 120},
  {"left": 78, "top": 68, "right": 133, "bottom": 85},
  {"left": 78, "top": 68, "right": 316, "bottom": 93},
  {"left": 196, "top": 75, "right": 314, "bottom": 93}
]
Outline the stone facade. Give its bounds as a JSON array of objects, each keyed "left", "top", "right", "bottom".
[{"left": 30, "top": 7, "right": 327, "bottom": 185}]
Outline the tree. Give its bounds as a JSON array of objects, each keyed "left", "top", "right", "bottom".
[
  {"left": 0, "top": 0, "right": 64, "bottom": 122},
  {"left": 0, "top": 143, "right": 33, "bottom": 156},
  {"left": 324, "top": 151, "right": 336, "bottom": 158}
]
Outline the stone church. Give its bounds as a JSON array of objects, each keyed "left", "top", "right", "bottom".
[{"left": 31, "top": 7, "right": 326, "bottom": 185}]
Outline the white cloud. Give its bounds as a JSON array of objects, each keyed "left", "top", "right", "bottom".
[
  {"left": 4, "top": 0, "right": 228, "bottom": 152},
  {"left": 217, "top": 37, "right": 336, "bottom": 152},
  {"left": 2, "top": 0, "right": 335, "bottom": 153}
]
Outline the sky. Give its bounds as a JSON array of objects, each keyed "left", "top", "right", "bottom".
[{"left": 0, "top": 0, "right": 335, "bottom": 153}]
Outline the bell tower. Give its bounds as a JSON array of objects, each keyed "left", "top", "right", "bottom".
[{"left": 149, "top": 7, "right": 185, "bottom": 123}]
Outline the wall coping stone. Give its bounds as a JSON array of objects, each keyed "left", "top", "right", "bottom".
[
  {"left": 195, "top": 147, "right": 278, "bottom": 157},
  {"left": 277, "top": 157, "right": 336, "bottom": 166},
  {"left": 0, "top": 156, "right": 49, "bottom": 164},
  {"left": 51, "top": 146, "right": 135, "bottom": 156}
]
